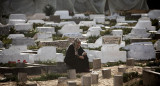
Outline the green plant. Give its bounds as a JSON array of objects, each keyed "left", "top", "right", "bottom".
[
  {"left": 52, "top": 34, "right": 68, "bottom": 40},
  {"left": 87, "top": 36, "right": 100, "bottom": 43},
  {"left": 56, "top": 48, "right": 66, "bottom": 56},
  {"left": 124, "top": 39, "right": 130, "bottom": 45},
  {"left": 43, "top": 4, "right": 55, "bottom": 16},
  {"left": 35, "top": 60, "right": 57, "bottom": 65},
  {"left": 109, "top": 19, "right": 116, "bottom": 26},
  {"left": 33, "top": 23, "right": 44, "bottom": 30},
  {"left": 100, "top": 29, "right": 112, "bottom": 36},
  {"left": 9, "top": 27, "right": 16, "bottom": 34},
  {"left": 151, "top": 19, "right": 160, "bottom": 31},
  {"left": 54, "top": 26, "right": 62, "bottom": 33},
  {"left": 84, "top": 46, "right": 102, "bottom": 51},
  {"left": 104, "top": 61, "right": 125, "bottom": 67},
  {"left": 2, "top": 38, "right": 12, "bottom": 48},
  {"left": 80, "top": 26, "right": 89, "bottom": 32},
  {"left": 123, "top": 72, "right": 139, "bottom": 83},
  {"left": 113, "top": 28, "right": 132, "bottom": 35},
  {"left": 0, "top": 75, "right": 18, "bottom": 82}
]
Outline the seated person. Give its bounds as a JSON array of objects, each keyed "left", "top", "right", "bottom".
[{"left": 64, "top": 38, "right": 90, "bottom": 72}]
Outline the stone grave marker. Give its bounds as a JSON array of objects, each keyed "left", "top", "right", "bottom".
[
  {"left": 49, "top": 15, "right": 61, "bottom": 23},
  {"left": 102, "top": 36, "right": 121, "bottom": 44},
  {"left": 15, "top": 23, "right": 33, "bottom": 31}
]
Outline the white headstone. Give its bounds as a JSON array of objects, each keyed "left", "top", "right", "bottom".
[
  {"left": 148, "top": 10, "right": 160, "bottom": 19},
  {"left": 36, "top": 33, "right": 53, "bottom": 41},
  {"left": 58, "top": 24, "right": 82, "bottom": 34},
  {"left": 14, "top": 23, "right": 33, "bottom": 31},
  {"left": 27, "top": 20, "right": 44, "bottom": 24},
  {"left": 8, "top": 34, "right": 25, "bottom": 39},
  {"left": 36, "top": 27, "right": 56, "bottom": 34},
  {"left": 79, "top": 21, "right": 96, "bottom": 27},
  {"left": 58, "top": 21, "right": 76, "bottom": 27},
  {"left": 89, "top": 14, "right": 105, "bottom": 20},
  {"left": 54, "top": 10, "right": 72, "bottom": 19},
  {"left": 12, "top": 37, "right": 35, "bottom": 46},
  {"left": 9, "top": 14, "right": 27, "bottom": 21},
  {"left": 62, "top": 33, "right": 82, "bottom": 38},
  {"left": 8, "top": 19, "right": 26, "bottom": 25},
  {"left": 125, "top": 42, "right": 156, "bottom": 60},
  {"left": 73, "top": 14, "right": 86, "bottom": 19}
]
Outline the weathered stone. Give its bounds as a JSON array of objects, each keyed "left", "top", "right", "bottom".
[{"left": 102, "top": 69, "right": 111, "bottom": 78}]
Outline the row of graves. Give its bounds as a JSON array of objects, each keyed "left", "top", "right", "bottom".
[{"left": 0, "top": 10, "right": 160, "bottom": 85}]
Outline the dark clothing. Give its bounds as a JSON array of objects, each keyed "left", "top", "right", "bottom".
[{"left": 64, "top": 44, "right": 89, "bottom": 72}]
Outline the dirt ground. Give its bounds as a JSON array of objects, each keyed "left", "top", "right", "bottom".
[{"left": 0, "top": 65, "right": 142, "bottom": 86}]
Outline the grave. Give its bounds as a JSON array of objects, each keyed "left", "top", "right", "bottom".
[
  {"left": 79, "top": 21, "right": 96, "bottom": 27},
  {"left": 12, "top": 37, "right": 35, "bottom": 46},
  {"left": 102, "top": 36, "right": 121, "bottom": 44},
  {"left": 58, "top": 24, "right": 82, "bottom": 34},
  {"left": 124, "top": 42, "right": 155, "bottom": 60},
  {"left": 111, "top": 30, "right": 123, "bottom": 37},
  {"left": 54, "top": 10, "right": 72, "bottom": 19},
  {"left": 85, "top": 29, "right": 100, "bottom": 37},
  {"left": 8, "top": 19, "right": 26, "bottom": 25},
  {"left": 73, "top": 14, "right": 86, "bottom": 19},
  {"left": 14, "top": 23, "right": 33, "bottom": 31},
  {"left": 62, "top": 33, "right": 82, "bottom": 38},
  {"left": 89, "top": 14, "right": 105, "bottom": 20},
  {"left": 27, "top": 20, "right": 44, "bottom": 24},
  {"left": 36, "top": 27, "right": 56, "bottom": 34},
  {"left": 8, "top": 34, "right": 25, "bottom": 39},
  {"left": 9, "top": 14, "right": 27, "bottom": 21},
  {"left": 94, "top": 17, "right": 105, "bottom": 24},
  {"left": 44, "top": 22, "right": 58, "bottom": 27},
  {"left": 154, "top": 39, "right": 160, "bottom": 51},
  {"left": 35, "top": 33, "right": 53, "bottom": 41},
  {"left": 58, "top": 21, "right": 76, "bottom": 27},
  {"left": 148, "top": 10, "right": 160, "bottom": 19}
]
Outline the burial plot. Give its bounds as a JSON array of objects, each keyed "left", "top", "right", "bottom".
[
  {"left": 58, "top": 24, "right": 82, "bottom": 34},
  {"left": 73, "top": 14, "right": 86, "bottom": 19},
  {"left": 54, "top": 10, "right": 72, "bottom": 19},
  {"left": 36, "top": 27, "right": 56, "bottom": 34},
  {"left": 8, "top": 34, "right": 24, "bottom": 39},
  {"left": 27, "top": 20, "right": 44, "bottom": 24},
  {"left": 124, "top": 42, "right": 155, "bottom": 60},
  {"left": 58, "top": 21, "right": 76, "bottom": 27},
  {"left": 9, "top": 19, "right": 26, "bottom": 25},
  {"left": 63, "top": 33, "right": 82, "bottom": 38},
  {"left": 79, "top": 21, "right": 96, "bottom": 27},
  {"left": 102, "top": 36, "right": 121, "bottom": 44},
  {"left": 15, "top": 23, "right": 33, "bottom": 31},
  {"left": 9, "top": 14, "right": 27, "bottom": 21},
  {"left": 12, "top": 37, "right": 35, "bottom": 46},
  {"left": 89, "top": 14, "right": 105, "bottom": 20},
  {"left": 36, "top": 33, "right": 53, "bottom": 41}
]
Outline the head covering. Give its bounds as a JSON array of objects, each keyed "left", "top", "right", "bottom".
[{"left": 73, "top": 38, "right": 81, "bottom": 55}]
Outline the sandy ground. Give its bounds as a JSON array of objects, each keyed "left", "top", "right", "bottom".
[{"left": 0, "top": 65, "right": 142, "bottom": 86}]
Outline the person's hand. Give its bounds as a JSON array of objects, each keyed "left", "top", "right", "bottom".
[
  {"left": 79, "top": 56, "right": 84, "bottom": 59},
  {"left": 82, "top": 52, "right": 87, "bottom": 56}
]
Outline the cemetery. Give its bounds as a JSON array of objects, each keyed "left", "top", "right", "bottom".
[{"left": 0, "top": 0, "right": 160, "bottom": 86}]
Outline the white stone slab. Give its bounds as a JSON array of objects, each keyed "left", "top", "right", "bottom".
[
  {"left": 9, "top": 14, "right": 27, "bottom": 21},
  {"left": 58, "top": 24, "right": 82, "bottom": 34},
  {"left": 73, "top": 14, "right": 86, "bottom": 19},
  {"left": 94, "top": 17, "right": 105, "bottom": 24},
  {"left": 8, "top": 19, "right": 26, "bottom": 25},
  {"left": 54, "top": 10, "right": 72, "bottom": 19},
  {"left": 116, "top": 16, "right": 125, "bottom": 23},
  {"left": 36, "top": 46, "right": 56, "bottom": 61},
  {"left": 88, "top": 26, "right": 102, "bottom": 31},
  {"left": 14, "top": 23, "right": 32, "bottom": 31},
  {"left": 148, "top": 10, "right": 160, "bottom": 19},
  {"left": 27, "top": 20, "right": 44, "bottom": 24},
  {"left": 44, "top": 22, "right": 58, "bottom": 27},
  {"left": 89, "top": 14, "right": 105, "bottom": 20},
  {"left": 84, "top": 49, "right": 102, "bottom": 62},
  {"left": 154, "top": 39, "right": 160, "bottom": 51},
  {"left": 101, "top": 44, "right": 126, "bottom": 63},
  {"left": 135, "top": 20, "right": 155, "bottom": 31},
  {"left": 36, "top": 27, "right": 56, "bottom": 34},
  {"left": 85, "top": 30, "right": 100, "bottom": 37},
  {"left": 63, "top": 33, "right": 82, "bottom": 38},
  {"left": 112, "top": 30, "right": 123, "bottom": 37},
  {"left": 12, "top": 37, "right": 35, "bottom": 46},
  {"left": 79, "top": 21, "right": 96, "bottom": 27},
  {"left": 8, "top": 34, "right": 24, "bottom": 39},
  {"left": 125, "top": 42, "right": 155, "bottom": 60},
  {"left": 59, "top": 21, "right": 76, "bottom": 27}
]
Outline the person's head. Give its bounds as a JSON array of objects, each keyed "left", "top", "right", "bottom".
[{"left": 73, "top": 38, "right": 81, "bottom": 49}]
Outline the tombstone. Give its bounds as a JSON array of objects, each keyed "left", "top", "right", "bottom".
[
  {"left": 102, "top": 69, "right": 111, "bottom": 78},
  {"left": 101, "top": 44, "right": 126, "bottom": 63},
  {"left": 36, "top": 46, "right": 56, "bottom": 61},
  {"left": 118, "top": 67, "right": 126, "bottom": 73},
  {"left": 89, "top": 14, "right": 105, "bottom": 20},
  {"left": 148, "top": 10, "right": 160, "bottom": 19},
  {"left": 12, "top": 37, "right": 35, "bottom": 46},
  {"left": 126, "top": 58, "right": 135, "bottom": 66},
  {"left": 44, "top": 22, "right": 59, "bottom": 27},
  {"left": 73, "top": 14, "right": 86, "bottom": 19},
  {"left": 58, "top": 24, "right": 82, "bottom": 34},
  {"left": 28, "top": 13, "right": 46, "bottom": 20},
  {"left": 116, "top": 16, "right": 125, "bottom": 23},
  {"left": 8, "top": 34, "right": 25, "bottom": 39},
  {"left": 135, "top": 20, "right": 156, "bottom": 31},
  {"left": 9, "top": 14, "right": 27, "bottom": 21},
  {"left": 88, "top": 26, "right": 102, "bottom": 31},
  {"left": 102, "top": 36, "right": 121, "bottom": 44},
  {"left": 67, "top": 69, "right": 76, "bottom": 79},
  {"left": 154, "top": 39, "right": 160, "bottom": 51},
  {"left": 94, "top": 17, "right": 105, "bottom": 24},
  {"left": 124, "top": 42, "right": 155, "bottom": 60},
  {"left": 18, "top": 72, "right": 27, "bottom": 82},
  {"left": 79, "top": 21, "right": 96, "bottom": 27},
  {"left": 63, "top": 33, "right": 82, "bottom": 38},
  {"left": 14, "top": 23, "right": 33, "bottom": 31},
  {"left": 93, "top": 58, "right": 101, "bottom": 70},
  {"left": 114, "top": 75, "right": 123, "bottom": 86},
  {"left": 49, "top": 15, "right": 61, "bottom": 23},
  {"left": 58, "top": 77, "right": 67, "bottom": 84},
  {"left": 54, "top": 10, "right": 72, "bottom": 19},
  {"left": 8, "top": 19, "right": 26, "bottom": 25},
  {"left": 27, "top": 20, "right": 44, "bottom": 24},
  {"left": 36, "top": 33, "right": 53, "bottom": 41},
  {"left": 81, "top": 75, "right": 91, "bottom": 86},
  {"left": 67, "top": 81, "right": 77, "bottom": 86},
  {"left": 36, "top": 27, "right": 56, "bottom": 34},
  {"left": 112, "top": 30, "right": 123, "bottom": 37},
  {"left": 91, "top": 72, "right": 99, "bottom": 84},
  {"left": 58, "top": 21, "right": 76, "bottom": 27},
  {"left": 85, "top": 30, "right": 100, "bottom": 37}
]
